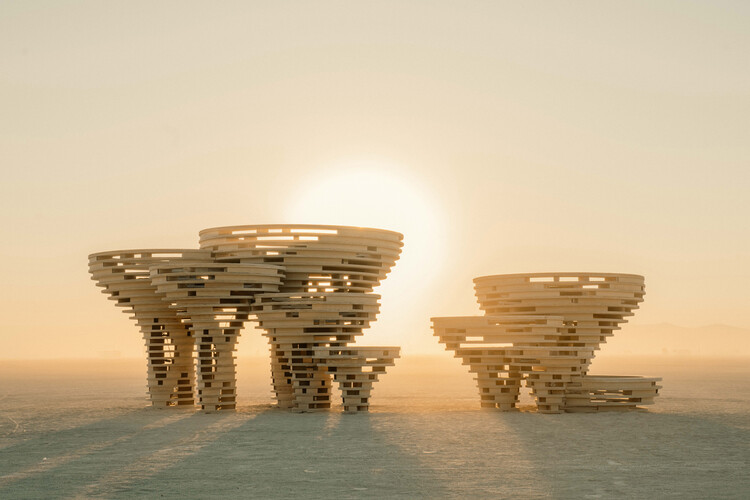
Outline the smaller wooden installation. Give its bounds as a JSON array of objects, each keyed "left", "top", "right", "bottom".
[{"left": 432, "top": 273, "right": 661, "bottom": 413}]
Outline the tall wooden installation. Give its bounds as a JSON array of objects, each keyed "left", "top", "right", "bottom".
[
  {"left": 198, "top": 225, "right": 403, "bottom": 412},
  {"left": 89, "top": 225, "right": 402, "bottom": 413},
  {"left": 432, "top": 273, "right": 661, "bottom": 413}
]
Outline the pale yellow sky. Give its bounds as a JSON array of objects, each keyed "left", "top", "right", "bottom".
[{"left": 1, "top": 2, "right": 748, "bottom": 359}]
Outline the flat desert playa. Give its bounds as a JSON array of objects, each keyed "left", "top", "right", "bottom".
[{"left": 0, "top": 356, "right": 748, "bottom": 499}]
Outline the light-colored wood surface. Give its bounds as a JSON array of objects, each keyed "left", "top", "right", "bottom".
[
  {"left": 200, "top": 224, "right": 403, "bottom": 412},
  {"left": 89, "top": 225, "right": 403, "bottom": 413},
  {"left": 313, "top": 346, "right": 400, "bottom": 413},
  {"left": 88, "top": 249, "right": 211, "bottom": 408},
  {"left": 432, "top": 315, "right": 584, "bottom": 413},
  {"left": 149, "top": 261, "right": 283, "bottom": 411},
  {"left": 433, "top": 273, "right": 661, "bottom": 413}
]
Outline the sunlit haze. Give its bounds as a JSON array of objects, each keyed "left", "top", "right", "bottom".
[{"left": 1, "top": 1, "right": 749, "bottom": 359}]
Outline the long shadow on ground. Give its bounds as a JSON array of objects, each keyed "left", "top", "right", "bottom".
[
  {"left": 1, "top": 406, "right": 748, "bottom": 499},
  {"left": 119, "top": 408, "right": 452, "bottom": 499}
]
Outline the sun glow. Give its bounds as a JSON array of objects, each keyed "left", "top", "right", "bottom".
[{"left": 285, "top": 160, "right": 446, "bottom": 298}]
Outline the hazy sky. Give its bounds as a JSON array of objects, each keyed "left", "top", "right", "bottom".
[{"left": 1, "top": 1, "right": 748, "bottom": 359}]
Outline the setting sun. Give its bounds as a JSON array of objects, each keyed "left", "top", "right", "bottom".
[
  {"left": 1, "top": 2, "right": 748, "bottom": 498},
  {"left": 286, "top": 161, "right": 445, "bottom": 286}
]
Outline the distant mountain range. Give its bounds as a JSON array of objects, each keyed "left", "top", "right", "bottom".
[{"left": 602, "top": 324, "right": 750, "bottom": 357}]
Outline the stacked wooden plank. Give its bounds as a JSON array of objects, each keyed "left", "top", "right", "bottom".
[
  {"left": 88, "top": 249, "right": 210, "bottom": 408},
  {"left": 89, "top": 224, "right": 403, "bottom": 413},
  {"left": 432, "top": 315, "right": 588, "bottom": 413},
  {"left": 149, "top": 261, "right": 283, "bottom": 411},
  {"left": 313, "top": 346, "right": 400, "bottom": 413},
  {"left": 564, "top": 375, "right": 662, "bottom": 412},
  {"left": 474, "top": 272, "right": 646, "bottom": 373},
  {"left": 433, "top": 272, "right": 661, "bottom": 413},
  {"left": 199, "top": 225, "right": 403, "bottom": 412},
  {"left": 248, "top": 293, "right": 382, "bottom": 411}
]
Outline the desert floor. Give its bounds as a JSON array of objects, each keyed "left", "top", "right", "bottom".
[{"left": 1, "top": 355, "right": 748, "bottom": 499}]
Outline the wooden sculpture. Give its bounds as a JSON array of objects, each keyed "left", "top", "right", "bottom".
[
  {"left": 313, "top": 346, "right": 399, "bottom": 413},
  {"left": 89, "top": 225, "right": 402, "bottom": 413},
  {"left": 199, "top": 224, "right": 403, "bottom": 412},
  {"left": 149, "top": 261, "right": 283, "bottom": 411},
  {"left": 88, "top": 249, "right": 210, "bottom": 407},
  {"left": 433, "top": 273, "right": 661, "bottom": 413}
]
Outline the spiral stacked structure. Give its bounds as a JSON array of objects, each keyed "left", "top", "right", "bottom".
[
  {"left": 432, "top": 272, "right": 661, "bottom": 413},
  {"left": 88, "top": 249, "right": 209, "bottom": 407},
  {"left": 199, "top": 224, "right": 403, "bottom": 412},
  {"left": 89, "top": 224, "right": 402, "bottom": 413},
  {"left": 149, "top": 261, "right": 283, "bottom": 411}
]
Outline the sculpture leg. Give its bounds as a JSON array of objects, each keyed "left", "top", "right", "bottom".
[
  {"left": 195, "top": 327, "right": 238, "bottom": 411},
  {"left": 144, "top": 326, "right": 171, "bottom": 407},
  {"left": 526, "top": 374, "right": 568, "bottom": 414},
  {"left": 289, "top": 343, "right": 332, "bottom": 412},
  {"left": 142, "top": 318, "right": 194, "bottom": 408},
  {"left": 319, "top": 348, "right": 397, "bottom": 413},
  {"left": 475, "top": 369, "right": 521, "bottom": 411},
  {"left": 334, "top": 371, "right": 377, "bottom": 413},
  {"left": 169, "top": 327, "right": 195, "bottom": 406},
  {"left": 268, "top": 340, "right": 295, "bottom": 409}
]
